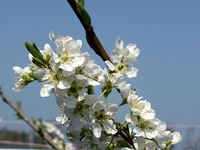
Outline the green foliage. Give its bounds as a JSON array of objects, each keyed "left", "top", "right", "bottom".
[
  {"left": 78, "top": 0, "right": 84, "bottom": 8},
  {"left": 87, "top": 85, "right": 94, "bottom": 94},
  {"left": 80, "top": 7, "right": 91, "bottom": 26},
  {"left": 24, "top": 41, "right": 46, "bottom": 68},
  {"left": 24, "top": 42, "right": 43, "bottom": 60},
  {"left": 101, "top": 81, "right": 112, "bottom": 99},
  {"left": 76, "top": 0, "right": 91, "bottom": 27}
]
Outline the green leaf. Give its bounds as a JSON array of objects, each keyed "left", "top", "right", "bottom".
[
  {"left": 87, "top": 85, "right": 94, "bottom": 94},
  {"left": 78, "top": 0, "right": 84, "bottom": 8},
  {"left": 24, "top": 41, "right": 43, "bottom": 60},
  {"left": 106, "top": 143, "right": 115, "bottom": 150},
  {"left": 32, "top": 57, "right": 46, "bottom": 68},
  {"left": 79, "top": 7, "right": 91, "bottom": 26}
]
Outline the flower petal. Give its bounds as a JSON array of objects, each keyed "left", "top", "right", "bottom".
[
  {"left": 40, "top": 84, "right": 54, "bottom": 97},
  {"left": 59, "top": 64, "right": 74, "bottom": 72},
  {"left": 92, "top": 123, "right": 102, "bottom": 138},
  {"left": 106, "top": 104, "right": 119, "bottom": 115},
  {"left": 103, "top": 120, "right": 117, "bottom": 135},
  {"left": 92, "top": 102, "right": 105, "bottom": 112},
  {"left": 57, "top": 81, "right": 71, "bottom": 89},
  {"left": 126, "top": 67, "right": 138, "bottom": 78},
  {"left": 105, "top": 61, "right": 115, "bottom": 71},
  {"left": 65, "top": 96, "right": 77, "bottom": 108}
]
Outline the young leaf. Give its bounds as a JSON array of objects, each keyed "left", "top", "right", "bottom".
[
  {"left": 24, "top": 41, "right": 43, "bottom": 60},
  {"left": 87, "top": 85, "right": 94, "bottom": 94},
  {"left": 78, "top": 0, "right": 84, "bottom": 8},
  {"left": 80, "top": 7, "right": 91, "bottom": 26},
  {"left": 32, "top": 57, "right": 46, "bottom": 68}
]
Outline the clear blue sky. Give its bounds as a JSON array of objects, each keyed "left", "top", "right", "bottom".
[{"left": 0, "top": 0, "right": 200, "bottom": 125}]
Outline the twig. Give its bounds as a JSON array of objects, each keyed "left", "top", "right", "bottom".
[
  {"left": 66, "top": 0, "right": 135, "bottom": 147},
  {"left": 0, "top": 140, "right": 50, "bottom": 149},
  {"left": 116, "top": 128, "right": 135, "bottom": 149},
  {"left": 66, "top": 0, "right": 111, "bottom": 62},
  {"left": 0, "top": 87, "right": 61, "bottom": 150}
]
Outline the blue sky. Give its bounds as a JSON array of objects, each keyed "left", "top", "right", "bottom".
[{"left": 0, "top": 0, "right": 200, "bottom": 125}]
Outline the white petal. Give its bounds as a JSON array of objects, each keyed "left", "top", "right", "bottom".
[
  {"left": 172, "top": 132, "right": 182, "bottom": 144},
  {"left": 92, "top": 102, "right": 105, "bottom": 112},
  {"left": 13, "top": 66, "right": 23, "bottom": 75},
  {"left": 40, "top": 84, "right": 54, "bottom": 97},
  {"left": 28, "top": 53, "right": 33, "bottom": 62},
  {"left": 157, "top": 121, "right": 167, "bottom": 132},
  {"left": 126, "top": 67, "right": 138, "bottom": 78},
  {"left": 76, "top": 40, "right": 82, "bottom": 48},
  {"left": 65, "top": 96, "right": 77, "bottom": 108},
  {"left": 115, "top": 37, "right": 124, "bottom": 49},
  {"left": 106, "top": 104, "right": 119, "bottom": 115},
  {"left": 103, "top": 120, "right": 117, "bottom": 135},
  {"left": 56, "top": 114, "right": 68, "bottom": 124},
  {"left": 92, "top": 123, "right": 102, "bottom": 138},
  {"left": 71, "top": 56, "right": 85, "bottom": 67},
  {"left": 76, "top": 74, "right": 87, "bottom": 80},
  {"left": 49, "top": 32, "right": 56, "bottom": 41},
  {"left": 59, "top": 64, "right": 74, "bottom": 72},
  {"left": 52, "top": 52, "right": 59, "bottom": 63},
  {"left": 23, "top": 67, "right": 31, "bottom": 73},
  {"left": 34, "top": 69, "right": 49, "bottom": 81},
  {"left": 44, "top": 43, "right": 52, "bottom": 54},
  {"left": 141, "top": 110, "right": 155, "bottom": 120},
  {"left": 88, "top": 78, "right": 100, "bottom": 86},
  {"left": 125, "top": 114, "right": 132, "bottom": 123},
  {"left": 120, "top": 148, "right": 133, "bottom": 150},
  {"left": 105, "top": 61, "right": 115, "bottom": 71},
  {"left": 57, "top": 81, "right": 70, "bottom": 89}
]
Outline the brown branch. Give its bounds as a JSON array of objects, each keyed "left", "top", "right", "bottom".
[
  {"left": 0, "top": 140, "right": 50, "bottom": 149},
  {"left": 66, "top": 0, "right": 136, "bottom": 148},
  {"left": 0, "top": 88, "right": 61, "bottom": 150},
  {"left": 66, "top": 0, "right": 111, "bottom": 62},
  {"left": 116, "top": 128, "right": 135, "bottom": 149}
]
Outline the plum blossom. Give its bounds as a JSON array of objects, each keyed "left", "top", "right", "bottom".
[
  {"left": 49, "top": 32, "right": 85, "bottom": 73},
  {"left": 13, "top": 66, "right": 35, "bottom": 91},
  {"left": 13, "top": 33, "right": 182, "bottom": 149},
  {"left": 91, "top": 101, "right": 119, "bottom": 138},
  {"left": 127, "top": 93, "right": 155, "bottom": 120},
  {"left": 105, "top": 38, "right": 140, "bottom": 78}
]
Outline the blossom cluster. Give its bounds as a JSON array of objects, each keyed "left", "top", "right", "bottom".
[{"left": 13, "top": 33, "right": 182, "bottom": 150}]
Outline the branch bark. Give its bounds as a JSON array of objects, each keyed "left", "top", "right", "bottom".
[
  {"left": 66, "top": 0, "right": 134, "bottom": 148},
  {"left": 66, "top": 0, "right": 111, "bottom": 62},
  {"left": 0, "top": 88, "right": 61, "bottom": 150}
]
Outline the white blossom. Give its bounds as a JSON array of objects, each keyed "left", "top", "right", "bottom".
[
  {"left": 13, "top": 66, "right": 34, "bottom": 91},
  {"left": 105, "top": 38, "right": 140, "bottom": 78},
  {"left": 127, "top": 93, "right": 155, "bottom": 120},
  {"left": 49, "top": 32, "right": 85, "bottom": 72},
  {"left": 91, "top": 101, "right": 119, "bottom": 138}
]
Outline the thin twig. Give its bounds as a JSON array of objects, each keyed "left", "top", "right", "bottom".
[
  {"left": 116, "top": 128, "right": 135, "bottom": 149},
  {"left": 66, "top": 0, "right": 135, "bottom": 147},
  {"left": 66, "top": 0, "right": 111, "bottom": 62},
  {"left": 0, "top": 87, "right": 61, "bottom": 150},
  {"left": 0, "top": 140, "right": 50, "bottom": 149}
]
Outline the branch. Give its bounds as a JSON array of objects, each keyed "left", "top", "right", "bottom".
[
  {"left": 116, "top": 128, "right": 135, "bottom": 149},
  {"left": 0, "top": 87, "right": 61, "bottom": 150},
  {"left": 66, "top": 0, "right": 136, "bottom": 147},
  {"left": 66, "top": 0, "right": 111, "bottom": 62},
  {"left": 0, "top": 140, "right": 50, "bottom": 149}
]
